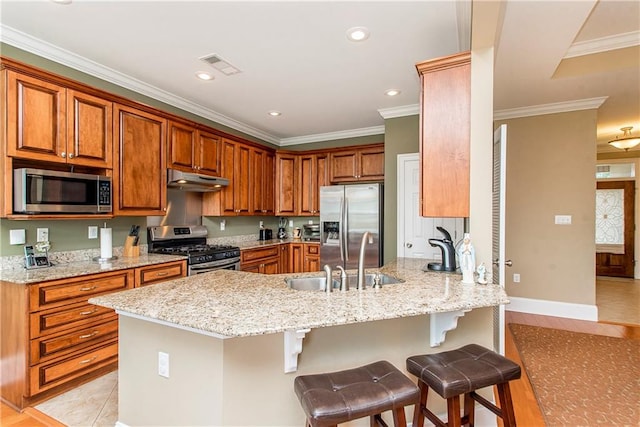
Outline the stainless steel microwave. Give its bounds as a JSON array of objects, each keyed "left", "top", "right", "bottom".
[{"left": 13, "top": 168, "right": 112, "bottom": 214}]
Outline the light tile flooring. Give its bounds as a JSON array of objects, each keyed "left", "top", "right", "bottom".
[
  {"left": 34, "top": 278, "right": 639, "bottom": 426},
  {"left": 596, "top": 276, "right": 640, "bottom": 325},
  {"left": 35, "top": 371, "right": 117, "bottom": 427}
]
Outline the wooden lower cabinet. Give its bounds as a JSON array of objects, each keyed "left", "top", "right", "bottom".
[
  {"left": 290, "top": 243, "right": 320, "bottom": 273},
  {"left": 241, "top": 246, "right": 281, "bottom": 274},
  {"left": 0, "top": 260, "right": 185, "bottom": 410}
]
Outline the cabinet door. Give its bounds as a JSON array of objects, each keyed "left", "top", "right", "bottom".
[
  {"left": 279, "top": 244, "right": 290, "bottom": 274},
  {"left": 251, "top": 148, "right": 265, "bottom": 214},
  {"left": 417, "top": 52, "right": 470, "bottom": 217},
  {"left": 262, "top": 151, "right": 275, "bottom": 215},
  {"left": 298, "top": 155, "right": 316, "bottom": 216},
  {"left": 329, "top": 150, "right": 358, "bottom": 183},
  {"left": 234, "top": 143, "right": 251, "bottom": 215},
  {"left": 114, "top": 104, "right": 167, "bottom": 215},
  {"left": 66, "top": 90, "right": 113, "bottom": 168},
  {"left": 358, "top": 147, "right": 384, "bottom": 181},
  {"left": 167, "top": 120, "right": 196, "bottom": 172},
  {"left": 6, "top": 71, "right": 65, "bottom": 162},
  {"left": 197, "top": 130, "right": 221, "bottom": 176},
  {"left": 289, "top": 243, "right": 304, "bottom": 273},
  {"left": 262, "top": 258, "right": 280, "bottom": 274},
  {"left": 303, "top": 256, "right": 320, "bottom": 272},
  {"left": 275, "top": 153, "right": 297, "bottom": 216}
]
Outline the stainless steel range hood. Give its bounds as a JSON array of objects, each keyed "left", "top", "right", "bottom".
[{"left": 167, "top": 169, "right": 229, "bottom": 192}]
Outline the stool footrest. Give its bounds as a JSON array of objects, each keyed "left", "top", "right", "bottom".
[{"left": 470, "top": 390, "right": 502, "bottom": 418}]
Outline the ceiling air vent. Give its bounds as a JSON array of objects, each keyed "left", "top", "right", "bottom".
[{"left": 199, "top": 53, "right": 241, "bottom": 76}]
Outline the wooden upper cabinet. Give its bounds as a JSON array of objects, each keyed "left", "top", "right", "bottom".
[
  {"left": 298, "top": 153, "right": 328, "bottom": 216},
  {"left": 5, "top": 71, "right": 112, "bottom": 168},
  {"left": 329, "top": 144, "right": 384, "bottom": 183},
  {"left": 275, "top": 153, "right": 297, "bottom": 216},
  {"left": 167, "top": 120, "right": 220, "bottom": 176},
  {"left": 197, "top": 130, "right": 221, "bottom": 176},
  {"left": 113, "top": 104, "right": 167, "bottom": 215},
  {"left": 416, "top": 51, "right": 470, "bottom": 218}
]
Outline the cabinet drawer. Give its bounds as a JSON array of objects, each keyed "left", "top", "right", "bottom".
[
  {"left": 29, "top": 270, "right": 134, "bottom": 311},
  {"left": 29, "top": 341, "right": 118, "bottom": 395},
  {"left": 305, "top": 244, "right": 320, "bottom": 255},
  {"left": 241, "top": 246, "right": 279, "bottom": 263},
  {"left": 30, "top": 318, "right": 118, "bottom": 365},
  {"left": 30, "top": 301, "right": 115, "bottom": 338},
  {"left": 136, "top": 261, "right": 186, "bottom": 287}
]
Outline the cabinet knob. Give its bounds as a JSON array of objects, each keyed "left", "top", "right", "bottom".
[
  {"left": 68, "top": 153, "right": 75, "bottom": 159},
  {"left": 61, "top": 152, "right": 66, "bottom": 158},
  {"left": 406, "top": 243, "right": 413, "bottom": 248}
]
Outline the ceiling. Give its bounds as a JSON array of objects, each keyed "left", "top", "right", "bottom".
[{"left": 0, "top": 1, "right": 638, "bottom": 150}]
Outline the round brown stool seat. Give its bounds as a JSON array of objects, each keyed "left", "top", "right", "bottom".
[
  {"left": 294, "top": 360, "right": 420, "bottom": 427},
  {"left": 406, "top": 344, "right": 521, "bottom": 427}
]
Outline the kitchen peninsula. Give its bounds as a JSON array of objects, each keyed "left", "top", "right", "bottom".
[{"left": 90, "top": 258, "right": 509, "bottom": 426}]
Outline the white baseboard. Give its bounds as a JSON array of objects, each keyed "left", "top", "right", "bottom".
[
  {"left": 506, "top": 297, "right": 598, "bottom": 321},
  {"left": 115, "top": 421, "right": 129, "bottom": 427}
]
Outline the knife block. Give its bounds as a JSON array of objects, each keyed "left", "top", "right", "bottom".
[{"left": 123, "top": 236, "right": 140, "bottom": 258}]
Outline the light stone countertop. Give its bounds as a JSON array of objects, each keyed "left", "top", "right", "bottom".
[
  {"left": 0, "top": 254, "right": 187, "bottom": 284},
  {"left": 89, "top": 257, "right": 510, "bottom": 338}
]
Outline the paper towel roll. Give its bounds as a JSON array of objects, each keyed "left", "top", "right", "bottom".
[{"left": 100, "top": 227, "right": 113, "bottom": 259}]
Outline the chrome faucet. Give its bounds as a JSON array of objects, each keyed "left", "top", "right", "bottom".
[
  {"left": 335, "top": 265, "right": 348, "bottom": 291},
  {"left": 357, "top": 231, "right": 373, "bottom": 290},
  {"left": 323, "top": 264, "right": 333, "bottom": 293}
]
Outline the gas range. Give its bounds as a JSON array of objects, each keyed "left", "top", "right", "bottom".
[{"left": 148, "top": 225, "right": 241, "bottom": 274}]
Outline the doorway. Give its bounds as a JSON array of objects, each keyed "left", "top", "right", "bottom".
[{"left": 595, "top": 180, "right": 635, "bottom": 277}]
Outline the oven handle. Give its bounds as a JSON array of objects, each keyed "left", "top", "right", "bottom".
[{"left": 189, "top": 259, "right": 241, "bottom": 273}]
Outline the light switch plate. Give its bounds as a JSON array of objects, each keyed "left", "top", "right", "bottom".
[
  {"left": 10, "top": 229, "right": 26, "bottom": 245},
  {"left": 554, "top": 215, "right": 572, "bottom": 225},
  {"left": 37, "top": 228, "right": 49, "bottom": 242},
  {"left": 88, "top": 226, "right": 98, "bottom": 239}
]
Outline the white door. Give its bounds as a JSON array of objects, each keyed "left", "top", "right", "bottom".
[
  {"left": 492, "top": 124, "right": 508, "bottom": 355},
  {"left": 397, "top": 153, "right": 464, "bottom": 259}
]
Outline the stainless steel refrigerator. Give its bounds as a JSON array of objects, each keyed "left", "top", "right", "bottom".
[{"left": 320, "top": 183, "right": 383, "bottom": 269}]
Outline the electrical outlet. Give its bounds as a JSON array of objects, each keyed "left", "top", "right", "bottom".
[
  {"left": 36, "top": 228, "right": 49, "bottom": 242},
  {"left": 259, "top": 221, "right": 264, "bottom": 228},
  {"left": 88, "top": 226, "right": 98, "bottom": 239},
  {"left": 513, "top": 273, "right": 521, "bottom": 283},
  {"left": 289, "top": 220, "right": 293, "bottom": 228},
  {"left": 158, "top": 351, "right": 170, "bottom": 378},
  {"left": 220, "top": 220, "right": 226, "bottom": 231}
]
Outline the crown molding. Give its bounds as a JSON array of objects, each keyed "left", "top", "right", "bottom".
[
  {"left": 564, "top": 31, "right": 640, "bottom": 59},
  {"left": 0, "top": 25, "right": 281, "bottom": 144},
  {"left": 378, "top": 104, "right": 419, "bottom": 119},
  {"left": 279, "top": 125, "right": 384, "bottom": 146},
  {"left": 493, "top": 96, "right": 608, "bottom": 120}
]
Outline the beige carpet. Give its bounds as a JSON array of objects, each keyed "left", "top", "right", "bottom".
[{"left": 509, "top": 324, "right": 640, "bottom": 426}]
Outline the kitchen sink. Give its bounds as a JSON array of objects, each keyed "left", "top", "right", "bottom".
[
  {"left": 343, "top": 273, "right": 404, "bottom": 287},
  {"left": 285, "top": 277, "right": 339, "bottom": 291},
  {"left": 286, "top": 273, "right": 402, "bottom": 291}
]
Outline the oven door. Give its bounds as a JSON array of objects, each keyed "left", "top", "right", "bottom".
[{"left": 188, "top": 257, "right": 241, "bottom": 275}]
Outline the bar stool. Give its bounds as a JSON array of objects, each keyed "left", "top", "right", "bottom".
[
  {"left": 294, "top": 360, "right": 420, "bottom": 427},
  {"left": 406, "top": 344, "right": 521, "bottom": 427}
]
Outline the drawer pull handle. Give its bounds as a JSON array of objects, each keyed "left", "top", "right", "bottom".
[
  {"left": 79, "top": 331, "right": 99, "bottom": 339},
  {"left": 79, "top": 356, "right": 97, "bottom": 365},
  {"left": 79, "top": 309, "right": 98, "bottom": 316},
  {"left": 80, "top": 286, "right": 97, "bottom": 291},
  {"left": 156, "top": 272, "right": 169, "bottom": 276}
]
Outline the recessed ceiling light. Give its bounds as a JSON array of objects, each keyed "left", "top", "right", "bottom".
[
  {"left": 196, "top": 72, "right": 214, "bottom": 81},
  {"left": 346, "top": 27, "right": 370, "bottom": 42},
  {"left": 268, "top": 111, "right": 282, "bottom": 117},
  {"left": 385, "top": 89, "right": 401, "bottom": 97},
  {"left": 50, "top": 0, "right": 72, "bottom": 4}
]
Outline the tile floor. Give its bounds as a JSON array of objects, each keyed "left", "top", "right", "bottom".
[{"left": 35, "top": 371, "right": 117, "bottom": 427}]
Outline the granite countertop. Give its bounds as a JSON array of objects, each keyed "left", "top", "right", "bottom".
[
  {"left": 0, "top": 254, "right": 187, "bottom": 284},
  {"left": 90, "top": 257, "right": 510, "bottom": 338}
]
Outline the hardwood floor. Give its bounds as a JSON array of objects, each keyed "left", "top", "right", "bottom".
[
  {"left": 1, "top": 403, "right": 64, "bottom": 427},
  {"left": 504, "top": 310, "right": 640, "bottom": 427}
]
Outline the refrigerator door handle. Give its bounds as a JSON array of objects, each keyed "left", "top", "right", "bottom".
[
  {"left": 338, "top": 195, "right": 345, "bottom": 262},
  {"left": 343, "top": 196, "right": 349, "bottom": 262}
]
